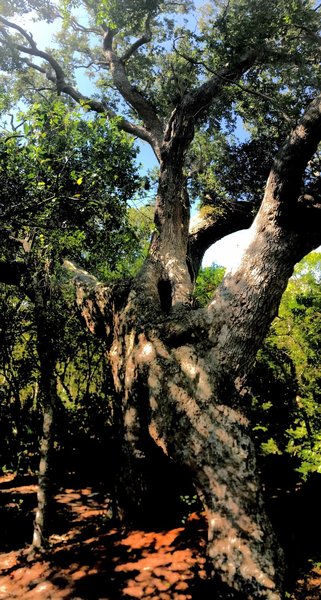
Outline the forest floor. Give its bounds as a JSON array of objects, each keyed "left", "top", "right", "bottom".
[{"left": 0, "top": 473, "right": 320, "bottom": 600}]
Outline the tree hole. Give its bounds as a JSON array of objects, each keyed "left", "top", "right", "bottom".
[{"left": 158, "top": 279, "right": 172, "bottom": 313}]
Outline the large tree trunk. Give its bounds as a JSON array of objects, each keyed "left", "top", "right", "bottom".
[
  {"left": 90, "top": 197, "right": 289, "bottom": 599},
  {"left": 4, "top": 11, "right": 321, "bottom": 596},
  {"left": 106, "top": 306, "right": 284, "bottom": 599},
  {"left": 81, "top": 188, "right": 319, "bottom": 600},
  {"left": 74, "top": 94, "right": 321, "bottom": 598}
]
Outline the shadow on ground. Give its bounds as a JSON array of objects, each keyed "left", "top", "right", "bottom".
[
  {"left": 0, "top": 472, "right": 320, "bottom": 599},
  {"left": 0, "top": 473, "right": 213, "bottom": 599}
]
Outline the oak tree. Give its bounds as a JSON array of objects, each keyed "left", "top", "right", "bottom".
[{"left": 2, "top": 0, "right": 321, "bottom": 596}]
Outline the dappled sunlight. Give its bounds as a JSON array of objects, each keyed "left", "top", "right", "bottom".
[
  {"left": 295, "top": 566, "right": 321, "bottom": 600},
  {"left": 55, "top": 488, "right": 111, "bottom": 523},
  {"left": 115, "top": 526, "right": 207, "bottom": 599},
  {"left": 140, "top": 338, "right": 283, "bottom": 597},
  {"left": 0, "top": 483, "right": 37, "bottom": 496},
  {"left": 0, "top": 475, "right": 209, "bottom": 600},
  {"left": 208, "top": 521, "right": 277, "bottom": 593},
  {"left": 0, "top": 473, "right": 319, "bottom": 598}
]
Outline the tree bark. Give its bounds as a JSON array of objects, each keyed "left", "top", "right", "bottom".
[
  {"left": 31, "top": 280, "right": 58, "bottom": 552},
  {"left": 4, "top": 11, "right": 321, "bottom": 595},
  {"left": 32, "top": 398, "right": 54, "bottom": 550},
  {"left": 72, "top": 94, "right": 321, "bottom": 599}
]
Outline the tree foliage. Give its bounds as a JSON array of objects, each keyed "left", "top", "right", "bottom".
[
  {"left": 0, "top": 98, "right": 142, "bottom": 279},
  {"left": 1, "top": 0, "right": 321, "bottom": 209},
  {"left": 248, "top": 253, "right": 321, "bottom": 479},
  {"left": 2, "top": 0, "right": 321, "bottom": 593},
  {"left": 0, "top": 96, "right": 143, "bottom": 483}
]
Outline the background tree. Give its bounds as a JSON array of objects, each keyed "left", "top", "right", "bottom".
[
  {"left": 2, "top": 1, "right": 321, "bottom": 597},
  {"left": 250, "top": 253, "right": 321, "bottom": 479},
  {"left": 0, "top": 97, "right": 142, "bottom": 549}
]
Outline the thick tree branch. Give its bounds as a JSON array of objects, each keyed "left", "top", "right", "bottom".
[
  {"left": 181, "top": 48, "right": 260, "bottom": 122},
  {"left": 63, "top": 260, "right": 131, "bottom": 340},
  {"left": 0, "top": 17, "right": 156, "bottom": 148},
  {"left": 120, "top": 14, "right": 152, "bottom": 63},
  {"left": 174, "top": 45, "right": 292, "bottom": 123},
  {"left": 103, "top": 28, "right": 164, "bottom": 157},
  {"left": 120, "top": 33, "right": 152, "bottom": 62},
  {"left": 187, "top": 199, "right": 254, "bottom": 280},
  {"left": 0, "top": 16, "right": 37, "bottom": 48},
  {"left": 269, "top": 91, "right": 321, "bottom": 209},
  {"left": 205, "top": 91, "right": 321, "bottom": 387},
  {"left": 162, "top": 48, "right": 260, "bottom": 162}
]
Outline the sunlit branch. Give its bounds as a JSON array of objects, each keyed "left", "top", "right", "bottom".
[
  {"left": 0, "top": 18, "right": 157, "bottom": 149},
  {"left": 103, "top": 27, "right": 164, "bottom": 155},
  {"left": 187, "top": 199, "right": 253, "bottom": 279},
  {"left": 271, "top": 92, "right": 321, "bottom": 196},
  {"left": 174, "top": 43, "right": 291, "bottom": 123},
  {"left": 120, "top": 14, "right": 152, "bottom": 63}
]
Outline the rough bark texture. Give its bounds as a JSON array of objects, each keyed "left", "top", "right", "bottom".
[
  {"left": 73, "top": 92, "right": 321, "bottom": 600},
  {"left": 78, "top": 271, "right": 284, "bottom": 598},
  {"left": 3, "top": 14, "right": 321, "bottom": 598}
]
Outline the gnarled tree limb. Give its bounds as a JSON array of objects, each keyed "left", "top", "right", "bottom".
[
  {"left": 103, "top": 28, "right": 164, "bottom": 158},
  {"left": 0, "top": 17, "right": 157, "bottom": 148},
  {"left": 187, "top": 199, "right": 254, "bottom": 279},
  {"left": 206, "top": 91, "right": 321, "bottom": 386},
  {"left": 63, "top": 260, "right": 131, "bottom": 341}
]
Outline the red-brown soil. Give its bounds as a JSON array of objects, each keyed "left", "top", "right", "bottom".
[{"left": 0, "top": 473, "right": 320, "bottom": 599}]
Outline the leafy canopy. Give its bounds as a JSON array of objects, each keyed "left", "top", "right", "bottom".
[
  {"left": 251, "top": 253, "right": 321, "bottom": 479},
  {"left": 1, "top": 0, "right": 321, "bottom": 208},
  {"left": 0, "top": 98, "right": 143, "bottom": 279}
]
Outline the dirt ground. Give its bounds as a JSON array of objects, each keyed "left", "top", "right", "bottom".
[{"left": 0, "top": 473, "right": 320, "bottom": 600}]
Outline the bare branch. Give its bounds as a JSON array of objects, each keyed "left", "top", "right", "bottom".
[
  {"left": 121, "top": 31, "right": 152, "bottom": 62},
  {"left": 68, "top": 15, "right": 101, "bottom": 35},
  {"left": 0, "top": 15, "right": 37, "bottom": 48}
]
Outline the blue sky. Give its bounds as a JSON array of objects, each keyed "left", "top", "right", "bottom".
[{"left": 12, "top": 4, "right": 249, "bottom": 269}]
